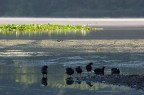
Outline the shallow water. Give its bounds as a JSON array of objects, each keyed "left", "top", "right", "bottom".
[{"left": 0, "top": 28, "right": 144, "bottom": 95}]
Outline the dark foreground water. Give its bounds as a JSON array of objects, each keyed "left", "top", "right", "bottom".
[{"left": 0, "top": 28, "right": 144, "bottom": 95}]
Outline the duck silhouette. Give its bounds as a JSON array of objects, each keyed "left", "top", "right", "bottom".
[
  {"left": 65, "top": 67, "right": 74, "bottom": 76},
  {"left": 75, "top": 66, "right": 83, "bottom": 76},
  {"left": 86, "top": 62, "right": 93, "bottom": 74},
  {"left": 57, "top": 39, "right": 63, "bottom": 42},
  {"left": 41, "top": 65, "right": 48, "bottom": 77}
]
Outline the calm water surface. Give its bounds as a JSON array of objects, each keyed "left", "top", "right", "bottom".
[{"left": 0, "top": 28, "right": 144, "bottom": 95}]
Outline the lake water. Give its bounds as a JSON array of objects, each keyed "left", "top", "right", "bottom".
[{"left": 0, "top": 28, "right": 144, "bottom": 95}]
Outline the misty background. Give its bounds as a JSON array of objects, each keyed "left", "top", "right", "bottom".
[{"left": 0, "top": 0, "right": 144, "bottom": 17}]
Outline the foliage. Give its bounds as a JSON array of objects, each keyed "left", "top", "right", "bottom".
[
  {"left": 0, "top": 24, "right": 102, "bottom": 35},
  {"left": 0, "top": 24, "right": 89, "bottom": 31}
]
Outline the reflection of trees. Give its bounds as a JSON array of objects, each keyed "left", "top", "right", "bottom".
[
  {"left": 15, "top": 65, "right": 38, "bottom": 85},
  {"left": 0, "top": 30, "right": 89, "bottom": 37},
  {"left": 0, "top": 63, "right": 38, "bottom": 85},
  {"left": 15, "top": 74, "right": 38, "bottom": 85}
]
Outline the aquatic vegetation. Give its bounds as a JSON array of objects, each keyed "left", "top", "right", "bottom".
[{"left": 0, "top": 24, "right": 103, "bottom": 36}]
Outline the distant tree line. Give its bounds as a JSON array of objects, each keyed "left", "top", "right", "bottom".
[{"left": 1, "top": 0, "right": 144, "bottom": 17}]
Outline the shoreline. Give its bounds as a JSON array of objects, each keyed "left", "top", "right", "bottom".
[{"left": 1, "top": 18, "right": 144, "bottom": 28}]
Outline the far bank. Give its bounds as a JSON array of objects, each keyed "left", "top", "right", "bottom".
[{"left": 1, "top": 18, "right": 144, "bottom": 28}]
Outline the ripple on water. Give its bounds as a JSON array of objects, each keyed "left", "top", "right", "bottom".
[{"left": 108, "top": 61, "right": 144, "bottom": 68}]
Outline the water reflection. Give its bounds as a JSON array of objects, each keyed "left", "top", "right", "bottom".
[
  {"left": 0, "top": 62, "right": 144, "bottom": 95},
  {"left": 41, "top": 76, "right": 48, "bottom": 86},
  {"left": 0, "top": 29, "right": 144, "bottom": 40},
  {"left": 41, "top": 65, "right": 48, "bottom": 86},
  {"left": 65, "top": 77, "right": 74, "bottom": 85},
  {"left": 65, "top": 74, "right": 144, "bottom": 91},
  {"left": 86, "top": 80, "right": 93, "bottom": 87},
  {"left": 0, "top": 30, "right": 88, "bottom": 40}
]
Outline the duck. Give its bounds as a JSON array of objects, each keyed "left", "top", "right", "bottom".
[
  {"left": 65, "top": 67, "right": 74, "bottom": 76},
  {"left": 111, "top": 68, "right": 120, "bottom": 75},
  {"left": 57, "top": 39, "right": 63, "bottom": 42},
  {"left": 75, "top": 66, "right": 83, "bottom": 75},
  {"left": 41, "top": 65, "right": 48, "bottom": 77},
  {"left": 86, "top": 62, "right": 93, "bottom": 73},
  {"left": 94, "top": 67, "right": 105, "bottom": 75}
]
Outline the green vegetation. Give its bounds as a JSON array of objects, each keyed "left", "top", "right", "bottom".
[
  {"left": 0, "top": 24, "right": 102, "bottom": 35},
  {"left": 0, "top": 0, "right": 144, "bottom": 17},
  {"left": 0, "top": 24, "right": 91, "bottom": 32}
]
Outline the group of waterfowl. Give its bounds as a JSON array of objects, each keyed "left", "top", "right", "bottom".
[
  {"left": 65, "top": 62, "right": 120, "bottom": 76},
  {"left": 41, "top": 63, "right": 120, "bottom": 77},
  {"left": 41, "top": 63, "right": 120, "bottom": 86},
  {"left": 41, "top": 64, "right": 144, "bottom": 90}
]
